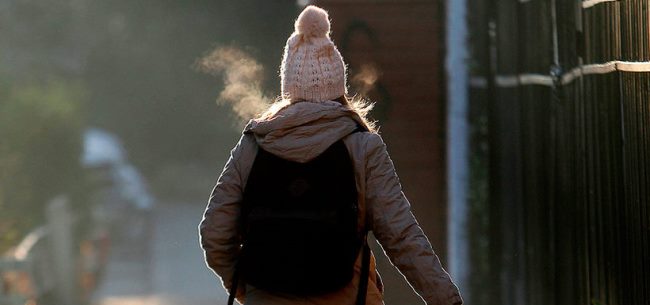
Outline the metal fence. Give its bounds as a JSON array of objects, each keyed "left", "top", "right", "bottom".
[{"left": 465, "top": 1, "right": 649, "bottom": 305}]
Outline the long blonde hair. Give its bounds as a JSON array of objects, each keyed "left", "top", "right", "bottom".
[{"left": 257, "top": 96, "right": 377, "bottom": 133}]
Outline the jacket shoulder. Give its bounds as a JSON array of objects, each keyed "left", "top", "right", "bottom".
[
  {"left": 343, "top": 131, "right": 384, "bottom": 154},
  {"left": 233, "top": 132, "right": 257, "bottom": 156}
]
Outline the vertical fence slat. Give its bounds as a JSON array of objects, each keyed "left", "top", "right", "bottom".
[{"left": 465, "top": 0, "right": 650, "bottom": 304}]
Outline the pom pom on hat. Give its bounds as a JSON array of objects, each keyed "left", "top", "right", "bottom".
[
  {"left": 295, "top": 5, "right": 330, "bottom": 38},
  {"left": 281, "top": 5, "right": 346, "bottom": 102}
]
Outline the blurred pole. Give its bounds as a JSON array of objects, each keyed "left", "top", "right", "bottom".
[
  {"left": 445, "top": 0, "right": 470, "bottom": 302},
  {"left": 47, "top": 196, "right": 76, "bottom": 305}
]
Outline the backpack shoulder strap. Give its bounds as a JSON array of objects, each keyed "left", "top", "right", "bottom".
[
  {"left": 227, "top": 264, "right": 240, "bottom": 305},
  {"left": 350, "top": 123, "right": 371, "bottom": 305},
  {"left": 356, "top": 234, "right": 371, "bottom": 305}
]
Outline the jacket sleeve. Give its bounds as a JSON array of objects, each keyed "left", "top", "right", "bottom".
[
  {"left": 364, "top": 133, "right": 463, "bottom": 305},
  {"left": 199, "top": 134, "right": 251, "bottom": 302}
]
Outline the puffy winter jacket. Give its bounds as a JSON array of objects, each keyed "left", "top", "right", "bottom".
[{"left": 199, "top": 101, "right": 462, "bottom": 305}]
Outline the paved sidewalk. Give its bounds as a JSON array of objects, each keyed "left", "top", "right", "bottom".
[{"left": 92, "top": 202, "right": 228, "bottom": 305}]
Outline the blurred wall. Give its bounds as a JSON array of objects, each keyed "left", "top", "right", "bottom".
[{"left": 312, "top": 1, "right": 447, "bottom": 304}]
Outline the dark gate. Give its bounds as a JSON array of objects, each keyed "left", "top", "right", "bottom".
[{"left": 465, "top": 1, "right": 650, "bottom": 305}]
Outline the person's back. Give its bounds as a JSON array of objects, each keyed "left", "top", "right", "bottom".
[
  {"left": 239, "top": 135, "right": 361, "bottom": 296},
  {"left": 199, "top": 6, "right": 463, "bottom": 305}
]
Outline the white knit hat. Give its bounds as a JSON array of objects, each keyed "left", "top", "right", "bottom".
[{"left": 280, "top": 5, "right": 347, "bottom": 102}]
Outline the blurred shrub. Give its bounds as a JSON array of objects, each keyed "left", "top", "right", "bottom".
[{"left": 0, "top": 80, "right": 86, "bottom": 253}]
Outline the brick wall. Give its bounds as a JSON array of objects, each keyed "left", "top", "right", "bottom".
[{"left": 313, "top": 1, "right": 447, "bottom": 303}]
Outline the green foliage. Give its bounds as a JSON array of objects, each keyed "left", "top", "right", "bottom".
[
  {"left": 0, "top": 81, "right": 87, "bottom": 253},
  {"left": 0, "top": 0, "right": 298, "bottom": 251}
]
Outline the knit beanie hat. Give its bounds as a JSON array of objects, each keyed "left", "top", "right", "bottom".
[{"left": 280, "top": 5, "right": 347, "bottom": 102}]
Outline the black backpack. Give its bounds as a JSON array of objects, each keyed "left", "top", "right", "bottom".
[{"left": 227, "top": 137, "right": 371, "bottom": 305}]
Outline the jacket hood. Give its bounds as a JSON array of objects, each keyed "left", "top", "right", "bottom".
[{"left": 243, "top": 101, "right": 363, "bottom": 163}]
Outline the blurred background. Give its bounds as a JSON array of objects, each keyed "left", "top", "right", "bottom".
[{"left": 0, "top": 1, "right": 648, "bottom": 305}]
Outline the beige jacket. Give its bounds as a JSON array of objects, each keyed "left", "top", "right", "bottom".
[{"left": 199, "top": 101, "right": 462, "bottom": 305}]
